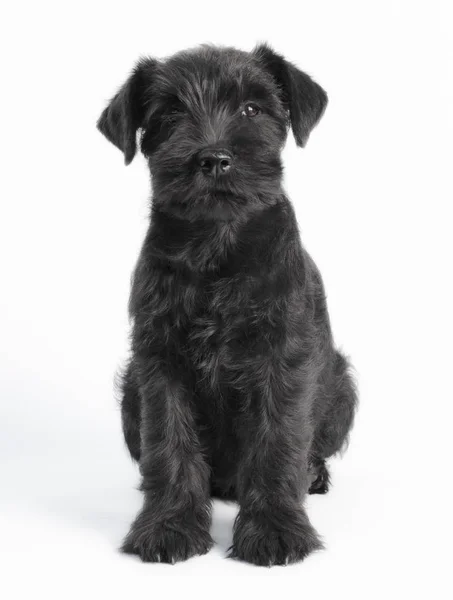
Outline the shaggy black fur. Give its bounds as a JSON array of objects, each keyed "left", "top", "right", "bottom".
[{"left": 98, "top": 44, "right": 357, "bottom": 566}]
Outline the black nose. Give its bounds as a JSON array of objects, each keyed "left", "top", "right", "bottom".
[{"left": 197, "top": 149, "right": 233, "bottom": 177}]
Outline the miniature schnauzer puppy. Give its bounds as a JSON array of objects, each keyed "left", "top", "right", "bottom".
[{"left": 97, "top": 44, "right": 357, "bottom": 566}]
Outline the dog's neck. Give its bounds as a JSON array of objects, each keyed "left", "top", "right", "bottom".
[{"left": 146, "top": 193, "right": 289, "bottom": 274}]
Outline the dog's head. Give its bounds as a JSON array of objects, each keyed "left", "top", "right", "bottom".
[{"left": 98, "top": 45, "right": 327, "bottom": 219}]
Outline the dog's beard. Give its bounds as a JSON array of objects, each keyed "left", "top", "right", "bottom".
[{"left": 150, "top": 162, "right": 283, "bottom": 221}]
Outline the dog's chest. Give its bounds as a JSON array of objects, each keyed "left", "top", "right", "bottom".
[
  {"left": 146, "top": 221, "right": 287, "bottom": 372},
  {"left": 188, "top": 272, "right": 284, "bottom": 378}
]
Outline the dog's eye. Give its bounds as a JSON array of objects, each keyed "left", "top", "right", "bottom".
[
  {"left": 168, "top": 109, "right": 184, "bottom": 120},
  {"left": 163, "top": 99, "right": 185, "bottom": 121},
  {"left": 241, "top": 103, "right": 261, "bottom": 118}
]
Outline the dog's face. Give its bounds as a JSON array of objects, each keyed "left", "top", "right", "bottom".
[{"left": 98, "top": 45, "right": 327, "bottom": 219}]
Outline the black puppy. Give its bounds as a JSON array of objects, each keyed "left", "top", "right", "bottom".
[{"left": 98, "top": 44, "right": 357, "bottom": 566}]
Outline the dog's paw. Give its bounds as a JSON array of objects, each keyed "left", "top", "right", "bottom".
[
  {"left": 121, "top": 510, "right": 213, "bottom": 564},
  {"left": 309, "top": 460, "right": 331, "bottom": 495},
  {"left": 228, "top": 507, "right": 323, "bottom": 566}
]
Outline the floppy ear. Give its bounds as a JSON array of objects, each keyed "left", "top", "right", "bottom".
[
  {"left": 97, "top": 57, "right": 157, "bottom": 165},
  {"left": 254, "top": 44, "right": 328, "bottom": 147}
]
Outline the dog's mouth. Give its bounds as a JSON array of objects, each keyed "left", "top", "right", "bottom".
[{"left": 194, "top": 171, "right": 237, "bottom": 193}]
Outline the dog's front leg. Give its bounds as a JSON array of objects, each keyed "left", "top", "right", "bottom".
[
  {"left": 230, "top": 377, "right": 323, "bottom": 566},
  {"left": 122, "top": 374, "right": 213, "bottom": 563}
]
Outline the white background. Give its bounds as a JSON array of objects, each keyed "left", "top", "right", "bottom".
[{"left": 1, "top": 1, "right": 452, "bottom": 598}]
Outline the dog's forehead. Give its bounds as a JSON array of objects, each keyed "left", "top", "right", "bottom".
[{"left": 155, "top": 46, "right": 277, "bottom": 102}]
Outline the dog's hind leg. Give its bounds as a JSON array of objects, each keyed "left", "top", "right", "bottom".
[
  {"left": 119, "top": 361, "right": 141, "bottom": 462},
  {"left": 310, "top": 351, "right": 357, "bottom": 493}
]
